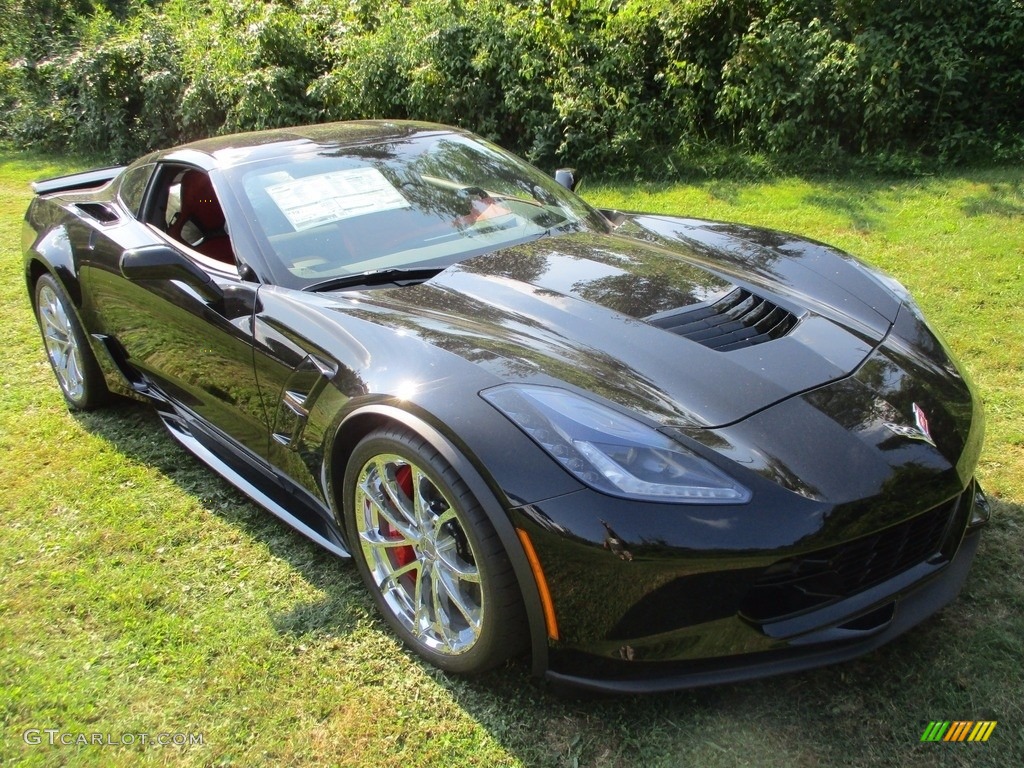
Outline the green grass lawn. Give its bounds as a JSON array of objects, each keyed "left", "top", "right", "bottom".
[{"left": 1, "top": 154, "right": 1022, "bottom": 767}]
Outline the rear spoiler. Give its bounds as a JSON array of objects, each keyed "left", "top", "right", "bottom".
[{"left": 31, "top": 166, "right": 126, "bottom": 195}]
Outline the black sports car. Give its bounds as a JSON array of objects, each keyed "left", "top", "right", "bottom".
[{"left": 23, "top": 121, "right": 988, "bottom": 693}]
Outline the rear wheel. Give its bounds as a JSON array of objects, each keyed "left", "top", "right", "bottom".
[
  {"left": 343, "top": 425, "right": 526, "bottom": 673},
  {"left": 33, "top": 274, "right": 110, "bottom": 410}
]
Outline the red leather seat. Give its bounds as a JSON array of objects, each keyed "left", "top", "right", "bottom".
[{"left": 168, "top": 171, "right": 235, "bottom": 264}]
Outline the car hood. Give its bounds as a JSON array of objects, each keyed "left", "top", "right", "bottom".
[{"left": 338, "top": 229, "right": 893, "bottom": 428}]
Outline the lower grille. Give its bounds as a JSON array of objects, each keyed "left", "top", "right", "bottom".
[{"left": 741, "top": 490, "right": 971, "bottom": 623}]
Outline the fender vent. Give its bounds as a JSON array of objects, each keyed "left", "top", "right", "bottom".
[
  {"left": 648, "top": 288, "right": 797, "bottom": 351},
  {"left": 75, "top": 202, "right": 119, "bottom": 224}
]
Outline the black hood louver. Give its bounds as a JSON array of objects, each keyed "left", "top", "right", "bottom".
[{"left": 647, "top": 287, "right": 798, "bottom": 351}]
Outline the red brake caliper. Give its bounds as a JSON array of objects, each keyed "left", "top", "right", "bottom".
[{"left": 389, "top": 465, "right": 417, "bottom": 573}]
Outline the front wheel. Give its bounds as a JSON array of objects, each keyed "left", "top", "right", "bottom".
[
  {"left": 343, "top": 425, "right": 526, "bottom": 673},
  {"left": 33, "top": 273, "right": 110, "bottom": 410}
]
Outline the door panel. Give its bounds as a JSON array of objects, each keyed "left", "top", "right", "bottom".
[
  {"left": 79, "top": 162, "right": 271, "bottom": 458},
  {"left": 89, "top": 257, "right": 269, "bottom": 456}
]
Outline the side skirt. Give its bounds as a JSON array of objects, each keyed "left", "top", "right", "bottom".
[{"left": 158, "top": 409, "right": 350, "bottom": 559}]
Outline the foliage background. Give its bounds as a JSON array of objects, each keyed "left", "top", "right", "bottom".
[{"left": 2, "top": 0, "right": 1024, "bottom": 175}]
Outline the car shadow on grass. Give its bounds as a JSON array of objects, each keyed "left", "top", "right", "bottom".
[
  {"left": 72, "top": 402, "right": 1022, "bottom": 767},
  {"left": 72, "top": 401, "right": 371, "bottom": 642}
]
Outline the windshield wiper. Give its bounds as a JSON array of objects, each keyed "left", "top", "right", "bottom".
[{"left": 304, "top": 267, "right": 443, "bottom": 293}]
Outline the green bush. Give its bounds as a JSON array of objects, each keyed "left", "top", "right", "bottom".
[
  {"left": 2, "top": 0, "right": 1023, "bottom": 174},
  {"left": 718, "top": 0, "right": 1024, "bottom": 163},
  {"left": 310, "top": 1, "right": 532, "bottom": 148},
  {"left": 175, "top": 0, "right": 336, "bottom": 138},
  {"left": 6, "top": 9, "right": 183, "bottom": 160},
  {"left": 312, "top": 0, "right": 769, "bottom": 173}
]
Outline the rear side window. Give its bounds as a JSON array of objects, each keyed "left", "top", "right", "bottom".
[{"left": 117, "top": 164, "right": 155, "bottom": 218}]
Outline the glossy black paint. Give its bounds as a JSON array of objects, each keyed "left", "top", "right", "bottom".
[{"left": 22, "top": 121, "right": 985, "bottom": 692}]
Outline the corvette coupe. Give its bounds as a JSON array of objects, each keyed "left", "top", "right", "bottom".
[{"left": 23, "top": 121, "right": 988, "bottom": 693}]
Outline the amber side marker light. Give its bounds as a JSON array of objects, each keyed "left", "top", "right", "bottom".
[{"left": 515, "top": 528, "right": 560, "bottom": 641}]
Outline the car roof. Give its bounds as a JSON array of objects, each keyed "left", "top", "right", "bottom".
[{"left": 160, "top": 120, "right": 463, "bottom": 170}]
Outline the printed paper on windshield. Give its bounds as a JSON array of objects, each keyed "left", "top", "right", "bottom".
[{"left": 266, "top": 168, "right": 410, "bottom": 231}]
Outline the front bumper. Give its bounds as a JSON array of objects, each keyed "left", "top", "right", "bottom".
[
  {"left": 513, "top": 484, "right": 987, "bottom": 694},
  {"left": 547, "top": 528, "right": 981, "bottom": 694}
]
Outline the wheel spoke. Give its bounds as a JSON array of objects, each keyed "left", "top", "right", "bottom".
[
  {"left": 63, "top": 344, "right": 83, "bottom": 394},
  {"left": 413, "top": 561, "right": 431, "bottom": 634},
  {"left": 374, "top": 458, "right": 414, "bottom": 521},
  {"left": 436, "top": 566, "right": 481, "bottom": 637},
  {"left": 435, "top": 538, "right": 481, "bottom": 584},
  {"left": 41, "top": 297, "right": 61, "bottom": 330},
  {"left": 431, "top": 507, "right": 457, "bottom": 535},
  {"left": 377, "top": 559, "right": 419, "bottom": 599},
  {"left": 430, "top": 567, "right": 458, "bottom": 649},
  {"left": 410, "top": 466, "right": 435, "bottom": 531},
  {"left": 359, "top": 477, "right": 418, "bottom": 542},
  {"left": 359, "top": 527, "right": 416, "bottom": 548}
]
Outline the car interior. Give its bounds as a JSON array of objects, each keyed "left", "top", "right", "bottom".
[{"left": 147, "top": 166, "right": 238, "bottom": 271}]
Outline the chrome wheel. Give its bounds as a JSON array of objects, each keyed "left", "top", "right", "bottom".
[
  {"left": 33, "top": 274, "right": 109, "bottom": 411},
  {"left": 344, "top": 426, "right": 528, "bottom": 673},
  {"left": 37, "top": 281, "right": 85, "bottom": 402},
  {"left": 354, "top": 453, "right": 484, "bottom": 655}
]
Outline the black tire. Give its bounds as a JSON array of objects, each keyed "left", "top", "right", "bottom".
[
  {"left": 343, "top": 424, "right": 527, "bottom": 673},
  {"left": 33, "top": 273, "right": 110, "bottom": 410}
]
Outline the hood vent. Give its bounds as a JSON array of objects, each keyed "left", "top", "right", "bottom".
[{"left": 647, "top": 287, "right": 797, "bottom": 351}]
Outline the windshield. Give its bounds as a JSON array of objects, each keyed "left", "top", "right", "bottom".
[{"left": 224, "top": 131, "right": 609, "bottom": 289}]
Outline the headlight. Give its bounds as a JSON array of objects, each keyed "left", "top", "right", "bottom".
[{"left": 482, "top": 385, "right": 751, "bottom": 504}]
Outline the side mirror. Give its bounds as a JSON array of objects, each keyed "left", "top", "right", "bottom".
[
  {"left": 554, "top": 168, "right": 578, "bottom": 192},
  {"left": 120, "top": 244, "right": 223, "bottom": 303}
]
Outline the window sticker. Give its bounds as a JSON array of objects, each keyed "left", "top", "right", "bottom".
[{"left": 265, "top": 168, "right": 410, "bottom": 231}]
